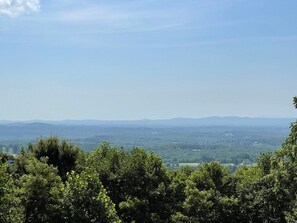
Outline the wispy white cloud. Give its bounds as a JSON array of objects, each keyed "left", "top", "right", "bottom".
[
  {"left": 58, "top": 6, "right": 180, "bottom": 23},
  {"left": 0, "top": 0, "right": 40, "bottom": 17},
  {"left": 52, "top": 2, "right": 189, "bottom": 32}
]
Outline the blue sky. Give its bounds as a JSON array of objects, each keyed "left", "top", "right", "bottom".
[{"left": 0, "top": 0, "right": 296, "bottom": 120}]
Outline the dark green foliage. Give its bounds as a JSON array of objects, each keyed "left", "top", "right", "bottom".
[
  {"left": 286, "top": 196, "right": 297, "bottom": 222},
  {"left": 0, "top": 152, "right": 13, "bottom": 164},
  {"left": 29, "top": 137, "right": 82, "bottom": 181}
]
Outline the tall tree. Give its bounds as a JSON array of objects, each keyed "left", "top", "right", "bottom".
[
  {"left": 29, "top": 137, "right": 82, "bottom": 181},
  {"left": 174, "top": 162, "right": 239, "bottom": 223},
  {"left": 19, "top": 158, "right": 63, "bottom": 223},
  {"left": 87, "top": 143, "right": 174, "bottom": 222},
  {"left": 62, "top": 169, "right": 121, "bottom": 223},
  {"left": 233, "top": 97, "right": 297, "bottom": 223},
  {"left": 0, "top": 163, "right": 23, "bottom": 223}
]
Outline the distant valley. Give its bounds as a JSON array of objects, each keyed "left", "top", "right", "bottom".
[{"left": 0, "top": 117, "right": 295, "bottom": 168}]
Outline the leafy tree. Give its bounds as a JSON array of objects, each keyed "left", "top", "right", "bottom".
[
  {"left": 0, "top": 152, "right": 13, "bottom": 164},
  {"left": 13, "top": 148, "right": 36, "bottom": 179},
  {"left": 119, "top": 148, "right": 173, "bottom": 222},
  {"left": 86, "top": 142, "right": 128, "bottom": 207},
  {"left": 233, "top": 150, "right": 295, "bottom": 222},
  {"left": 87, "top": 143, "right": 174, "bottom": 222},
  {"left": 286, "top": 195, "right": 297, "bottom": 222},
  {"left": 29, "top": 137, "right": 82, "bottom": 181},
  {"left": 175, "top": 162, "right": 239, "bottom": 223},
  {"left": 169, "top": 166, "right": 194, "bottom": 218},
  {"left": 62, "top": 169, "right": 121, "bottom": 223},
  {"left": 261, "top": 98, "right": 297, "bottom": 222},
  {"left": 0, "top": 96, "right": 296, "bottom": 223},
  {"left": 0, "top": 163, "right": 23, "bottom": 223},
  {"left": 233, "top": 97, "right": 297, "bottom": 223},
  {"left": 18, "top": 158, "right": 63, "bottom": 223},
  {"left": 233, "top": 165, "right": 261, "bottom": 222}
]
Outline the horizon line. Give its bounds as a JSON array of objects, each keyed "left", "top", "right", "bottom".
[{"left": 0, "top": 116, "right": 296, "bottom": 123}]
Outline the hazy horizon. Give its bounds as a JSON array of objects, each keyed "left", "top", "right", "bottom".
[
  {"left": 1, "top": 116, "right": 296, "bottom": 123},
  {"left": 1, "top": 0, "right": 296, "bottom": 120}
]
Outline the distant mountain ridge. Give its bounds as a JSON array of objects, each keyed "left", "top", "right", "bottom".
[{"left": 0, "top": 117, "right": 295, "bottom": 127}]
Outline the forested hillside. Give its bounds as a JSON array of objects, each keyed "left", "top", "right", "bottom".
[
  {"left": 0, "top": 121, "right": 291, "bottom": 167},
  {"left": 1, "top": 98, "right": 297, "bottom": 223}
]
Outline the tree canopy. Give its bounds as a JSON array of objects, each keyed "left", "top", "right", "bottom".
[{"left": 0, "top": 97, "right": 297, "bottom": 222}]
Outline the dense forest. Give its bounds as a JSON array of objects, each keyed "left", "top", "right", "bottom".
[
  {"left": 1, "top": 97, "right": 297, "bottom": 223},
  {"left": 0, "top": 121, "right": 290, "bottom": 167}
]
